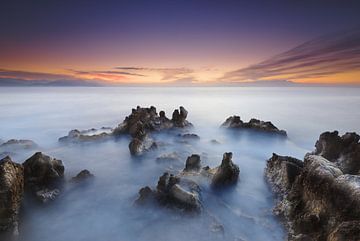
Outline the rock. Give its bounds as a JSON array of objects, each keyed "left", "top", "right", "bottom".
[
  {"left": 155, "top": 152, "right": 181, "bottom": 163},
  {"left": 0, "top": 156, "right": 24, "bottom": 235},
  {"left": 35, "top": 188, "right": 60, "bottom": 203},
  {"left": 211, "top": 152, "right": 240, "bottom": 187},
  {"left": 183, "top": 154, "right": 201, "bottom": 172},
  {"left": 328, "top": 221, "right": 360, "bottom": 241},
  {"left": 0, "top": 139, "right": 37, "bottom": 152},
  {"left": 312, "top": 131, "right": 360, "bottom": 174},
  {"left": 221, "top": 115, "right": 287, "bottom": 136},
  {"left": 135, "top": 172, "right": 202, "bottom": 212},
  {"left": 22, "top": 152, "right": 64, "bottom": 202},
  {"left": 59, "top": 129, "right": 111, "bottom": 143},
  {"left": 128, "top": 135, "right": 157, "bottom": 156},
  {"left": 113, "top": 106, "right": 192, "bottom": 156},
  {"left": 71, "top": 169, "right": 94, "bottom": 182},
  {"left": 265, "top": 153, "right": 360, "bottom": 240},
  {"left": 265, "top": 153, "right": 303, "bottom": 195}
]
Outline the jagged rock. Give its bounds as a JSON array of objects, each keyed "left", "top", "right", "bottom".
[
  {"left": 183, "top": 154, "right": 201, "bottom": 172},
  {"left": 113, "top": 106, "right": 192, "bottom": 156},
  {"left": 265, "top": 153, "right": 360, "bottom": 240},
  {"left": 211, "top": 152, "right": 240, "bottom": 187},
  {"left": 23, "top": 152, "right": 64, "bottom": 202},
  {"left": 71, "top": 169, "right": 94, "bottom": 182},
  {"left": 312, "top": 131, "right": 360, "bottom": 174},
  {"left": 221, "top": 116, "right": 287, "bottom": 136},
  {"left": 59, "top": 129, "right": 111, "bottom": 143},
  {"left": 135, "top": 172, "right": 201, "bottom": 212},
  {"left": 0, "top": 156, "right": 24, "bottom": 235},
  {"left": 0, "top": 139, "right": 37, "bottom": 152},
  {"left": 265, "top": 153, "right": 303, "bottom": 195}
]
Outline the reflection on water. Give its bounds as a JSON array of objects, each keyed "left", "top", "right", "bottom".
[{"left": 0, "top": 87, "right": 359, "bottom": 241}]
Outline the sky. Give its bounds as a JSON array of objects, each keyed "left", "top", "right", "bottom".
[{"left": 0, "top": 0, "right": 360, "bottom": 85}]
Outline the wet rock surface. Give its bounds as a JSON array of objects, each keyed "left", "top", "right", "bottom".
[
  {"left": 23, "top": 152, "right": 65, "bottom": 203},
  {"left": 71, "top": 169, "right": 94, "bottom": 182},
  {"left": 221, "top": 116, "right": 287, "bottom": 136},
  {"left": 0, "top": 156, "right": 24, "bottom": 235},
  {"left": 265, "top": 131, "right": 360, "bottom": 241},
  {"left": 211, "top": 152, "right": 240, "bottom": 187}
]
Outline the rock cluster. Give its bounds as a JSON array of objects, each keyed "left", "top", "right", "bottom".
[
  {"left": 265, "top": 131, "right": 360, "bottom": 241},
  {"left": 113, "top": 106, "right": 192, "bottom": 156},
  {"left": 136, "top": 152, "right": 240, "bottom": 212},
  {"left": 221, "top": 116, "right": 287, "bottom": 136}
]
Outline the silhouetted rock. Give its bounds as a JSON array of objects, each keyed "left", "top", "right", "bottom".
[
  {"left": 312, "top": 131, "right": 360, "bottom": 174},
  {"left": 221, "top": 116, "right": 287, "bottom": 136},
  {"left": 0, "top": 156, "right": 24, "bottom": 235},
  {"left": 211, "top": 152, "right": 240, "bottom": 187},
  {"left": 23, "top": 152, "right": 64, "bottom": 202}
]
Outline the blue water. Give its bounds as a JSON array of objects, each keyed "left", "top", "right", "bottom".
[{"left": 0, "top": 87, "right": 359, "bottom": 241}]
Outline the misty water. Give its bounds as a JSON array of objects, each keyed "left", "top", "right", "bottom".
[{"left": 1, "top": 87, "right": 360, "bottom": 241}]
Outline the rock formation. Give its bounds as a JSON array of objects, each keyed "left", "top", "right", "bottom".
[
  {"left": 23, "top": 152, "right": 64, "bottom": 202},
  {"left": 59, "top": 128, "right": 112, "bottom": 143},
  {"left": 221, "top": 116, "right": 287, "bottom": 136},
  {"left": 265, "top": 131, "right": 360, "bottom": 240},
  {"left": 0, "top": 156, "right": 24, "bottom": 235},
  {"left": 71, "top": 169, "right": 94, "bottom": 182},
  {"left": 211, "top": 152, "right": 240, "bottom": 187}
]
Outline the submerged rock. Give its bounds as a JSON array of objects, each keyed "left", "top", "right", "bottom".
[
  {"left": 265, "top": 133, "right": 360, "bottom": 241},
  {"left": 211, "top": 152, "right": 240, "bottom": 187},
  {"left": 221, "top": 115, "right": 287, "bottom": 136},
  {"left": 59, "top": 129, "right": 111, "bottom": 143},
  {"left": 312, "top": 131, "right": 360, "bottom": 174},
  {"left": 71, "top": 169, "right": 94, "bottom": 182},
  {"left": 0, "top": 156, "right": 24, "bottom": 235},
  {"left": 0, "top": 139, "right": 37, "bottom": 155},
  {"left": 155, "top": 152, "right": 181, "bottom": 163},
  {"left": 23, "top": 152, "right": 64, "bottom": 202}
]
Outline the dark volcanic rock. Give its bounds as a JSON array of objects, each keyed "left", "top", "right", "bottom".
[
  {"left": 23, "top": 152, "right": 64, "bottom": 202},
  {"left": 183, "top": 154, "right": 201, "bottom": 172},
  {"left": 211, "top": 152, "right": 240, "bottom": 187},
  {"left": 312, "top": 131, "right": 360, "bottom": 174},
  {"left": 221, "top": 115, "right": 287, "bottom": 136},
  {"left": 0, "top": 156, "right": 24, "bottom": 235},
  {"left": 265, "top": 152, "right": 360, "bottom": 241},
  {"left": 71, "top": 169, "right": 94, "bottom": 182}
]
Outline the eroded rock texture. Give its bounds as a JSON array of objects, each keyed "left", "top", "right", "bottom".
[
  {"left": 221, "top": 115, "right": 287, "bottom": 136},
  {"left": 0, "top": 156, "right": 24, "bottom": 235},
  {"left": 265, "top": 131, "right": 360, "bottom": 241}
]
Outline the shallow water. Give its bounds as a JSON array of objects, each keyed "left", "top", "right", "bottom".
[{"left": 0, "top": 87, "right": 359, "bottom": 241}]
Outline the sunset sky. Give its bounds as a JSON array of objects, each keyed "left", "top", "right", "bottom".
[{"left": 1, "top": 0, "right": 360, "bottom": 85}]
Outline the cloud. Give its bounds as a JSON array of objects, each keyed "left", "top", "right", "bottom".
[
  {"left": 114, "top": 66, "right": 194, "bottom": 80},
  {"left": 220, "top": 27, "right": 360, "bottom": 82},
  {"left": 67, "top": 69, "right": 146, "bottom": 77},
  {"left": 0, "top": 69, "right": 78, "bottom": 81}
]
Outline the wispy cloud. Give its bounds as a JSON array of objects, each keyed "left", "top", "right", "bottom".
[
  {"left": 0, "top": 69, "right": 78, "bottom": 81},
  {"left": 115, "top": 66, "right": 194, "bottom": 80},
  {"left": 220, "top": 27, "right": 360, "bottom": 82}
]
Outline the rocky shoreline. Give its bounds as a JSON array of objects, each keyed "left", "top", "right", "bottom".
[{"left": 1, "top": 106, "right": 359, "bottom": 240}]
